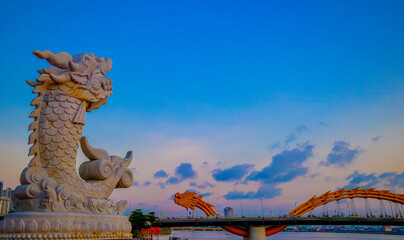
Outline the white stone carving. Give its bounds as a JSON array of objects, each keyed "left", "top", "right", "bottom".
[
  {"left": 1, "top": 50, "right": 133, "bottom": 238},
  {"left": 0, "top": 212, "right": 132, "bottom": 239}
]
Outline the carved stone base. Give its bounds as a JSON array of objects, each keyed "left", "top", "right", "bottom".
[{"left": 0, "top": 212, "right": 132, "bottom": 239}]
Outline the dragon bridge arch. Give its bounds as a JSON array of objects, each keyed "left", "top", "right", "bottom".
[
  {"left": 289, "top": 187, "right": 404, "bottom": 216},
  {"left": 265, "top": 188, "right": 404, "bottom": 237},
  {"left": 173, "top": 188, "right": 404, "bottom": 238}
]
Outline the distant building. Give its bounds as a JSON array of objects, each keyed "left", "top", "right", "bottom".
[
  {"left": 0, "top": 197, "right": 11, "bottom": 216},
  {"left": 1, "top": 187, "right": 12, "bottom": 198},
  {"left": 224, "top": 207, "right": 234, "bottom": 218},
  {"left": 0, "top": 185, "right": 14, "bottom": 214}
]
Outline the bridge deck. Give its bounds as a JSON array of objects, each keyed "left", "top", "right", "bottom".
[{"left": 158, "top": 217, "right": 404, "bottom": 227}]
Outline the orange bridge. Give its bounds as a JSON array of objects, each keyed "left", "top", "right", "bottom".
[{"left": 169, "top": 188, "right": 404, "bottom": 239}]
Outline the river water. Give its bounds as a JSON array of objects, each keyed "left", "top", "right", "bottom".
[{"left": 155, "top": 231, "right": 404, "bottom": 239}]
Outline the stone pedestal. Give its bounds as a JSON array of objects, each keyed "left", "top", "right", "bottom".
[{"left": 0, "top": 212, "right": 132, "bottom": 239}]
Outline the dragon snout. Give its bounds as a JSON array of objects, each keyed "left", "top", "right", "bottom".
[{"left": 100, "top": 77, "right": 112, "bottom": 91}]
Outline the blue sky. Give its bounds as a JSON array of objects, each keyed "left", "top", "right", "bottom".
[{"left": 0, "top": 0, "right": 403, "bottom": 217}]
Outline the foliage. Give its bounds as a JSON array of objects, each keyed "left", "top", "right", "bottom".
[
  {"left": 146, "top": 211, "right": 158, "bottom": 225},
  {"left": 129, "top": 209, "right": 159, "bottom": 236}
]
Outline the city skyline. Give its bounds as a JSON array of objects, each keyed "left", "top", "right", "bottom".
[{"left": 0, "top": 1, "right": 403, "bottom": 217}]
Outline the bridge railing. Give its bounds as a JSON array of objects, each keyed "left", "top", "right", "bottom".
[{"left": 160, "top": 215, "right": 404, "bottom": 222}]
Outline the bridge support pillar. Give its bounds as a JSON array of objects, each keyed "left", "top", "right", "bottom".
[{"left": 248, "top": 226, "right": 266, "bottom": 240}]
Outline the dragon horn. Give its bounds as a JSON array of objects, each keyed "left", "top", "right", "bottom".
[
  {"left": 49, "top": 72, "right": 71, "bottom": 84},
  {"left": 125, "top": 151, "right": 133, "bottom": 161},
  {"left": 68, "top": 61, "right": 84, "bottom": 72},
  {"left": 33, "top": 50, "right": 73, "bottom": 69},
  {"left": 80, "top": 136, "right": 110, "bottom": 160},
  {"left": 25, "top": 80, "right": 41, "bottom": 87}
]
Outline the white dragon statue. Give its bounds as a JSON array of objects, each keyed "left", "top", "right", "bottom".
[{"left": 14, "top": 50, "right": 134, "bottom": 215}]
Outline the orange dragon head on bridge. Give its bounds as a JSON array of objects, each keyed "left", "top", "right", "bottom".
[{"left": 174, "top": 191, "right": 218, "bottom": 216}]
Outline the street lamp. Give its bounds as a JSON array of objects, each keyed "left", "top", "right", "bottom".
[{"left": 260, "top": 199, "right": 264, "bottom": 218}]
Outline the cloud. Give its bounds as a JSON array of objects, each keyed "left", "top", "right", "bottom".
[
  {"left": 159, "top": 163, "right": 197, "bottom": 188},
  {"left": 144, "top": 181, "right": 151, "bottom": 186},
  {"left": 270, "top": 142, "right": 281, "bottom": 150},
  {"left": 295, "top": 125, "right": 309, "bottom": 133},
  {"left": 185, "top": 189, "right": 198, "bottom": 192},
  {"left": 385, "top": 172, "right": 404, "bottom": 188},
  {"left": 325, "top": 176, "right": 336, "bottom": 182},
  {"left": 168, "top": 194, "right": 175, "bottom": 200},
  {"left": 197, "top": 181, "right": 214, "bottom": 189},
  {"left": 284, "top": 133, "right": 297, "bottom": 146},
  {"left": 212, "top": 164, "right": 254, "bottom": 182},
  {"left": 223, "top": 185, "right": 282, "bottom": 200},
  {"left": 153, "top": 170, "right": 168, "bottom": 178},
  {"left": 247, "top": 142, "right": 314, "bottom": 184},
  {"left": 201, "top": 192, "right": 213, "bottom": 197},
  {"left": 371, "top": 135, "right": 383, "bottom": 142},
  {"left": 321, "top": 141, "right": 362, "bottom": 167},
  {"left": 165, "top": 177, "right": 181, "bottom": 185},
  {"left": 345, "top": 171, "right": 379, "bottom": 189},
  {"left": 254, "top": 185, "right": 282, "bottom": 199},
  {"left": 345, "top": 170, "right": 404, "bottom": 189},
  {"left": 271, "top": 125, "right": 310, "bottom": 150},
  {"left": 223, "top": 191, "right": 254, "bottom": 200},
  {"left": 175, "top": 163, "right": 197, "bottom": 180},
  {"left": 318, "top": 121, "right": 327, "bottom": 127}
]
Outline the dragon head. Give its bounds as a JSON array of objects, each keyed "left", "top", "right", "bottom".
[
  {"left": 174, "top": 191, "right": 201, "bottom": 210},
  {"left": 173, "top": 191, "right": 218, "bottom": 216},
  {"left": 31, "top": 50, "right": 113, "bottom": 112}
]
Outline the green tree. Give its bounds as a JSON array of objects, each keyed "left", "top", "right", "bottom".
[
  {"left": 129, "top": 209, "right": 159, "bottom": 236},
  {"left": 146, "top": 211, "right": 158, "bottom": 226}
]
